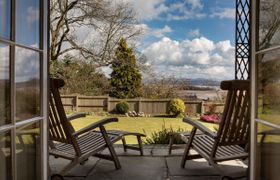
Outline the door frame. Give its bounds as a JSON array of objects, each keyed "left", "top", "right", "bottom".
[
  {"left": 249, "top": 0, "right": 257, "bottom": 179},
  {"left": 0, "top": 0, "right": 48, "bottom": 179},
  {"left": 250, "top": 0, "right": 280, "bottom": 179}
]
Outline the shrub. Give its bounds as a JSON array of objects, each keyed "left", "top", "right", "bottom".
[
  {"left": 168, "top": 98, "right": 185, "bottom": 117},
  {"left": 144, "top": 123, "right": 185, "bottom": 144},
  {"left": 115, "top": 101, "right": 129, "bottom": 114},
  {"left": 207, "top": 103, "right": 217, "bottom": 114}
]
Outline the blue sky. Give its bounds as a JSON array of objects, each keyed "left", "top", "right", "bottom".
[
  {"left": 127, "top": 0, "right": 236, "bottom": 80},
  {"left": 141, "top": 0, "right": 235, "bottom": 43}
]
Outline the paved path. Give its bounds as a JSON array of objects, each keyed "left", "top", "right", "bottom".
[{"left": 50, "top": 145, "right": 247, "bottom": 180}]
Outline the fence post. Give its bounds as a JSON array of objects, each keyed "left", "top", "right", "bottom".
[
  {"left": 138, "top": 98, "right": 142, "bottom": 113},
  {"left": 107, "top": 96, "right": 110, "bottom": 112},
  {"left": 75, "top": 95, "right": 79, "bottom": 112},
  {"left": 200, "top": 101, "right": 204, "bottom": 115}
]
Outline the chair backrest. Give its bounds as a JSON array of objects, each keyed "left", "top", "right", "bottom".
[
  {"left": 216, "top": 80, "right": 250, "bottom": 146},
  {"left": 49, "top": 78, "right": 76, "bottom": 145}
]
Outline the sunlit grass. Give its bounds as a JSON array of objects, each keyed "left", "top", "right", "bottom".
[
  {"left": 257, "top": 114, "right": 280, "bottom": 143},
  {"left": 70, "top": 116, "right": 217, "bottom": 144}
]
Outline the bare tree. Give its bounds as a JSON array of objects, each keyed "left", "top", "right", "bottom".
[
  {"left": 142, "top": 74, "right": 186, "bottom": 98},
  {"left": 259, "top": 0, "right": 280, "bottom": 49},
  {"left": 50, "top": 0, "right": 142, "bottom": 67}
]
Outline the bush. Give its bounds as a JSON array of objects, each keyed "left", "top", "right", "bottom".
[
  {"left": 115, "top": 101, "right": 129, "bottom": 114},
  {"left": 144, "top": 123, "right": 185, "bottom": 144},
  {"left": 168, "top": 98, "right": 185, "bottom": 117}
]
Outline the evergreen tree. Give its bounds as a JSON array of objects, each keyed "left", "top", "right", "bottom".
[{"left": 110, "top": 38, "right": 142, "bottom": 98}]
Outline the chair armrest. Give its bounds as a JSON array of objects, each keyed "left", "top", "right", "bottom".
[
  {"left": 183, "top": 118, "right": 217, "bottom": 139},
  {"left": 258, "top": 129, "right": 280, "bottom": 135},
  {"left": 73, "top": 118, "right": 119, "bottom": 136},
  {"left": 67, "top": 112, "right": 87, "bottom": 121}
]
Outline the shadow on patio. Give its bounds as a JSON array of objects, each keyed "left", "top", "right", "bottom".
[{"left": 50, "top": 145, "right": 247, "bottom": 180}]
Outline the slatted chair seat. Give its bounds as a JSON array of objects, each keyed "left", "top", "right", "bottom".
[
  {"left": 192, "top": 135, "right": 248, "bottom": 162},
  {"left": 50, "top": 131, "right": 121, "bottom": 159},
  {"left": 180, "top": 80, "right": 250, "bottom": 179}
]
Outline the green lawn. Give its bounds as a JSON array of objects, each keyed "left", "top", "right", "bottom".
[
  {"left": 258, "top": 114, "right": 280, "bottom": 143},
  {"left": 70, "top": 116, "right": 217, "bottom": 144}
]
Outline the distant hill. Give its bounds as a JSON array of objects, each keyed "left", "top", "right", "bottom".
[{"left": 187, "top": 78, "right": 220, "bottom": 87}]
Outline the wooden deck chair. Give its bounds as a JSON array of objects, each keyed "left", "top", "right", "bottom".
[
  {"left": 49, "top": 78, "right": 145, "bottom": 177},
  {"left": 180, "top": 80, "right": 250, "bottom": 179}
]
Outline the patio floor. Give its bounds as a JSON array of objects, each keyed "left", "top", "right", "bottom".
[{"left": 50, "top": 145, "right": 248, "bottom": 180}]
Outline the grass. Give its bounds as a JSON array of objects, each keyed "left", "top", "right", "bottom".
[
  {"left": 70, "top": 116, "right": 217, "bottom": 144},
  {"left": 258, "top": 114, "right": 280, "bottom": 143}
]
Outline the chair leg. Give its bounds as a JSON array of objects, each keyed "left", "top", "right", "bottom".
[
  {"left": 107, "top": 141, "right": 121, "bottom": 169},
  {"left": 137, "top": 135, "right": 144, "bottom": 156},
  {"left": 122, "top": 137, "right": 127, "bottom": 152},
  {"left": 181, "top": 128, "right": 196, "bottom": 168},
  {"left": 181, "top": 143, "right": 190, "bottom": 168},
  {"left": 168, "top": 134, "right": 174, "bottom": 155},
  {"left": 100, "top": 126, "right": 121, "bottom": 169}
]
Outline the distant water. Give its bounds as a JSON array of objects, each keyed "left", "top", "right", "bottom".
[{"left": 176, "top": 89, "right": 226, "bottom": 101}]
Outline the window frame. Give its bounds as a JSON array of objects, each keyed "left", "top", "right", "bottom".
[{"left": 0, "top": 0, "right": 48, "bottom": 179}]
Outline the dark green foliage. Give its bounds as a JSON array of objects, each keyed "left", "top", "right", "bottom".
[
  {"left": 259, "top": 59, "right": 280, "bottom": 114},
  {"left": 144, "top": 123, "right": 185, "bottom": 144},
  {"left": 15, "top": 78, "right": 40, "bottom": 120},
  {"left": 115, "top": 101, "right": 130, "bottom": 114},
  {"left": 168, "top": 98, "right": 186, "bottom": 117},
  {"left": 0, "top": 80, "right": 10, "bottom": 124},
  {"left": 110, "top": 38, "right": 142, "bottom": 98},
  {"left": 50, "top": 56, "right": 109, "bottom": 96}
]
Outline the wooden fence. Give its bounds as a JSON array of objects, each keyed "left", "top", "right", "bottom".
[{"left": 61, "top": 95, "right": 224, "bottom": 115}]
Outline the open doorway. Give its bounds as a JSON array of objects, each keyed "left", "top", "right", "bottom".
[{"left": 48, "top": 1, "right": 252, "bottom": 180}]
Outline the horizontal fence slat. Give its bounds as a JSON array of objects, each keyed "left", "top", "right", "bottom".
[{"left": 60, "top": 95, "right": 225, "bottom": 115}]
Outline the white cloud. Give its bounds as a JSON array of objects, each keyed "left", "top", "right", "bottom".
[
  {"left": 186, "top": 0, "right": 203, "bottom": 9},
  {"left": 15, "top": 47, "right": 40, "bottom": 82},
  {"left": 210, "top": 8, "right": 235, "bottom": 19},
  {"left": 142, "top": 36, "right": 235, "bottom": 79},
  {"left": 124, "top": 0, "right": 168, "bottom": 21},
  {"left": 167, "top": 0, "right": 205, "bottom": 21},
  {"left": 152, "top": 25, "right": 173, "bottom": 38},
  {"left": 125, "top": 0, "right": 205, "bottom": 21},
  {"left": 26, "top": 6, "right": 39, "bottom": 24},
  {"left": 135, "top": 24, "right": 173, "bottom": 38},
  {"left": 0, "top": 46, "right": 9, "bottom": 80},
  {"left": 188, "top": 29, "right": 201, "bottom": 38}
]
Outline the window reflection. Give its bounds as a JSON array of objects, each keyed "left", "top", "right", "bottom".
[
  {"left": 16, "top": 122, "right": 41, "bottom": 180},
  {"left": 16, "top": 0, "right": 40, "bottom": 47},
  {"left": 15, "top": 47, "right": 40, "bottom": 121},
  {"left": 257, "top": 124, "right": 280, "bottom": 180},
  {"left": 259, "top": 0, "right": 280, "bottom": 49},
  {"left": 0, "top": 44, "right": 10, "bottom": 125},
  {"left": 0, "top": 132, "right": 12, "bottom": 180},
  {"left": 257, "top": 50, "right": 280, "bottom": 125},
  {"left": 0, "top": 0, "right": 11, "bottom": 39}
]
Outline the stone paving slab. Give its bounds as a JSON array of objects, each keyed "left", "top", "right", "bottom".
[
  {"left": 50, "top": 145, "right": 248, "bottom": 180},
  {"left": 101, "top": 144, "right": 154, "bottom": 156},
  {"left": 86, "top": 156, "right": 166, "bottom": 180},
  {"left": 169, "top": 176, "right": 220, "bottom": 180},
  {"left": 166, "top": 157, "right": 247, "bottom": 178},
  {"left": 102, "top": 144, "right": 185, "bottom": 157},
  {"left": 64, "top": 177, "right": 85, "bottom": 180},
  {"left": 167, "top": 157, "right": 220, "bottom": 176},
  {"left": 50, "top": 156, "right": 99, "bottom": 177}
]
